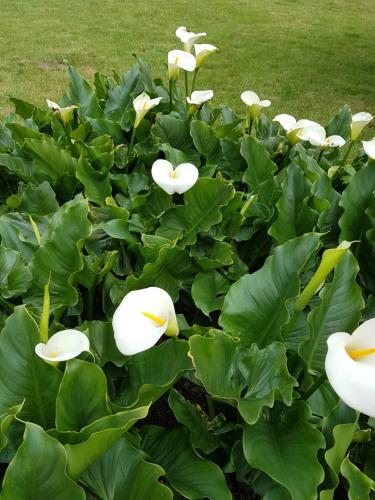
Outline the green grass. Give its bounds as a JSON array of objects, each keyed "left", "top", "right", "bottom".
[{"left": 0, "top": 0, "right": 374, "bottom": 123}]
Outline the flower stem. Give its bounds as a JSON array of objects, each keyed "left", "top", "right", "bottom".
[
  {"left": 342, "top": 141, "right": 354, "bottom": 164},
  {"left": 127, "top": 127, "right": 136, "bottom": 158},
  {"left": 317, "top": 149, "right": 323, "bottom": 163},
  {"left": 184, "top": 71, "right": 189, "bottom": 102},
  {"left": 0, "top": 296, "right": 14, "bottom": 315},
  {"left": 169, "top": 79, "right": 173, "bottom": 112},
  {"left": 87, "top": 278, "right": 97, "bottom": 322},
  {"left": 191, "top": 68, "right": 199, "bottom": 92},
  {"left": 302, "top": 373, "right": 327, "bottom": 400}
]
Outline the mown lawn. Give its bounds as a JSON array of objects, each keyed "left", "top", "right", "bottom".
[{"left": 0, "top": 0, "right": 374, "bottom": 122}]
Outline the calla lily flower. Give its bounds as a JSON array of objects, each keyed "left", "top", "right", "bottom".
[
  {"left": 176, "top": 26, "right": 206, "bottom": 52},
  {"left": 194, "top": 44, "right": 219, "bottom": 68},
  {"left": 273, "top": 114, "right": 326, "bottom": 145},
  {"left": 241, "top": 91, "right": 271, "bottom": 120},
  {"left": 133, "top": 92, "right": 162, "bottom": 128},
  {"left": 113, "top": 287, "right": 179, "bottom": 356},
  {"left": 326, "top": 318, "right": 375, "bottom": 417},
  {"left": 186, "top": 90, "right": 213, "bottom": 106},
  {"left": 168, "top": 50, "right": 196, "bottom": 80},
  {"left": 302, "top": 128, "right": 346, "bottom": 148},
  {"left": 46, "top": 99, "right": 77, "bottom": 124},
  {"left": 35, "top": 329, "right": 90, "bottom": 363},
  {"left": 351, "top": 112, "right": 373, "bottom": 140},
  {"left": 362, "top": 138, "right": 375, "bottom": 159},
  {"left": 151, "top": 159, "right": 199, "bottom": 195}
]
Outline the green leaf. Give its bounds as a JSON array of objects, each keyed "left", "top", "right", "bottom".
[
  {"left": 115, "top": 339, "right": 192, "bottom": 408},
  {"left": 88, "top": 118, "right": 124, "bottom": 144},
  {"left": 63, "top": 65, "right": 103, "bottom": 119},
  {"left": 340, "top": 456, "right": 375, "bottom": 500},
  {"left": 56, "top": 359, "right": 110, "bottom": 432},
  {"left": 0, "top": 212, "right": 38, "bottom": 260},
  {"left": 76, "top": 156, "right": 111, "bottom": 205},
  {"left": 191, "top": 270, "right": 231, "bottom": 316},
  {"left": 0, "top": 244, "right": 32, "bottom": 298},
  {"left": 0, "top": 153, "right": 35, "bottom": 182},
  {"left": 84, "top": 320, "right": 125, "bottom": 366},
  {"left": 18, "top": 181, "right": 59, "bottom": 215},
  {"left": 0, "top": 423, "right": 85, "bottom": 500},
  {"left": 65, "top": 406, "right": 149, "bottom": 478},
  {"left": 241, "top": 136, "right": 277, "bottom": 190},
  {"left": 168, "top": 389, "right": 221, "bottom": 453},
  {"left": 189, "top": 332, "right": 296, "bottom": 424},
  {"left": 325, "top": 105, "right": 352, "bottom": 141},
  {"left": 243, "top": 401, "right": 325, "bottom": 500},
  {"left": 190, "top": 120, "right": 222, "bottom": 162},
  {"left": 141, "top": 426, "right": 232, "bottom": 500},
  {"left": 153, "top": 115, "right": 195, "bottom": 152},
  {"left": 0, "top": 403, "right": 24, "bottom": 452},
  {"left": 219, "top": 233, "right": 321, "bottom": 346},
  {"left": 269, "top": 164, "right": 318, "bottom": 244},
  {"left": 104, "top": 64, "right": 143, "bottom": 122},
  {"left": 0, "top": 306, "right": 62, "bottom": 428},
  {"left": 190, "top": 240, "right": 234, "bottom": 271},
  {"left": 22, "top": 138, "right": 77, "bottom": 182},
  {"left": 81, "top": 436, "right": 173, "bottom": 500},
  {"left": 300, "top": 252, "right": 363, "bottom": 372},
  {"left": 157, "top": 177, "right": 234, "bottom": 245},
  {"left": 25, "top": 197, "right": 92, "bottom": 311}
]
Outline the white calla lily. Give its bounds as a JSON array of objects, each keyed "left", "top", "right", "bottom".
[
  {"left": 151, "top": 159, "right": 199, "bottom": 195},
  {"left": 362, "top": 138, "right": 375, "bottom": 160},
  {"left": 176, "top": 26, "right": 206, "bottom": 52},
  {"left": 168, "top": 50, "right": 196, "bottom": 80},
  {"left": 133, "top": 92, "right": 162, "bottom": 128},
  {"left": 326, "top": 318, "right": 375, "bottom": 417},
  {"left": 194, "top": 44, "right": 219, "bottom": 68},
  {"left": 273, "top": 113, "right": 298, "bottom": 132},
  {"left": 351, "top": 112, "right": 373, "bottom": 140},
  {"left": 113, "top": 287, "right": 179, "bottom": 356},
  {"left": 274, "top": 114, "right": 327, "bottom": 145},
  {"left": 47, "top": 99, "right": 77, "bottom": 124},
  {"left": 241, "top": 91, "right": 271, "bottom": 120},
  {"left": 35, "top": 329, "right": 90, "bottom": 363},
  {"left": 303, "top": 128, "right": 346, "bottom": 148},
  {"left": 186, "top": 90, "right": 213, "bottom": 106}
]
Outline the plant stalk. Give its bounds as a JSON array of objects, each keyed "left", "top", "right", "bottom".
[{"left": 303, "top": 373, "right": 327, "bottom": 400}]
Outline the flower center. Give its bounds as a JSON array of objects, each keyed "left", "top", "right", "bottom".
[
  {"left": 174, "top": 56, "right": 179, "bottom": 65},
  {"left": 51, "top": 351, "right": 57, "bottom": 358},
  {"left": 142, "top": 311, "right": 166, "bottom": 326},
  {"left": 170, "top": 170, "right": 177, "bottom": 179},
  {"left": 142, "top": 101, "right": 148, "bottom": 110},
  {"left": 347, "top": 347, "right": 375, "bottom": 360}
]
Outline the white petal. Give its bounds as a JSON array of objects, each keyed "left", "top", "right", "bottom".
[
  {"left": 186, "top": 90, "right": 213, "bottom": 105},
  {"left": 259, "top": 99, "right": 271, "bottom": 108},
  {"left": 194, "top": 44, "right": 219, "bottom": 66},
  {"left": 112, "top": 287, "right": 176, "bottom": 356},
  {"left": 352, "top": 112, "right": 373, "bottom": 123},
  {"left": 240, "top": 91, "right": 260, "bottom": 106},
  {"left": 326, "top": 331, "right": 375, "bottom": 416},
  {"left": 273, "top": 114, "right": 297, "bottom": 131},
  {"left": 176, "top": 26, "right": 206, "bottom": 51},
  {"left": 133, "top": 93, "right": 151, "bottom": 113},
  {"left": 173, "top": 163, "right": 199, "bottom": 193},
  {"left": 297, "top": 123, "right": 326, "bottom": 143},
  {"left": 168, "top": 50, "right": 196, "bottom": 72},
  {"left": 362, "top": 138, "right": 375, "bottom": 160},
  {"left": 351, "top": 113, "right": 373, "bottom": 140},
  {"left": 152, "top": 160, "right": 198, "bottom": 194},
  {"left": 324, "top": 135, "right": 346, "bottom": 148},
  {"left": 46, "top": 99, "right": 60, "bottom": 110},
  {"left": 35, "top": 329, "right": 90, "bottom": 362}
]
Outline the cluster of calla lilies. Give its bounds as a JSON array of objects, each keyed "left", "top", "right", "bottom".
[{"left": 40, "top": 28, "right": 375, "bottom": 422}]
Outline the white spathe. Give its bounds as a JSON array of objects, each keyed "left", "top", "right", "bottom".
[
  {"left": 325, "top": 318, "right": 375, "bottom": 417},
  {"left": 273, "top": 114, "right": 328, "bottom": 145},
  {"left": 35, "top": 329, "right": 90, "bottom": 363},
  {"left": 133, "top": 92, "right": 162, "bottom": 128},
  {"left": 176, "top": 26, "right": 206, "bottom": 52},
  {"left": 151, "top": 159, "right": 199, "bottom": 195},
  {"left": 194, "top": 44, "right": 219, "bottom": 68},
  {"left": 113, "top": 287, "right": 179, "bottom": 356},
  {"left": 241, "top": 91, "right": 271, "bottom": 120},
  {"left": 303, "top": 128, "right": 346, "bottom": 148},
  {"left": 351, "top": 112, "right": 373, "bottom": 140},
  {"left": 168, "top": 50, "right": 196, "bottom": 80},
  {"left": 187, "top": 90, "right": 213, "bottom": 105},
  {"left": 46, "top": 99, "right": 77, "bottom": 124},
  {"left": 362, "top": 138, "right": 375, "bottom": 160}
]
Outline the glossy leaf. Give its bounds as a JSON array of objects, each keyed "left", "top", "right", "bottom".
[
  {"left": 340, "top": 457, "right": 375, "bottom": 500},
  {"left": 0, "top": 244, "right": 32, "bottom": 298},
  {"left": 190, "top": 120, "right": 221, "bottom": 163},
  {"left": 63, "top": 65, "right": 103, "bottom": 119},
  {"left": 243, "top": 401, "right": 325, "bottom": 500},
  {"left": 191, "top": 270, "right": 231, "bottom": 316},
  {"left": 219, "top": 233, "right": 321, "bottom": 346}
]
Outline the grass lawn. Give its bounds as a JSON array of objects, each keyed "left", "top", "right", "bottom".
[{"left": 0, "top": 0, "right": 374, "bottom": 123}]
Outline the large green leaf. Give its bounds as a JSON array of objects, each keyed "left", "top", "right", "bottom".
[
  {"left": 0, "top": 423, "right": 85, "bottom": 500},
  {"left": 81, "top": 436, "right": 173, "bottom": 500},
  {"left": 0, "top": 306, "right": 62, "bottom": 428},
  {"left": 84, "top": 320, "right": 125, "bottom": 367},
  {"left": 300, "top": 252, "right": 363, "bottom": 372},
  {"left": 269, "top": 164, "right": 318, "bottom": 244},
  {"left": 104, "top": 64, "right": 143, "bottom": 122},
  {"left": 168, "top": 389, "right": 221, "bottom": 454},
  {"left": 141, "top": 426, "right": 232, "bottom": 500},
  {"left": 76, "top": 156, "right": 111, "bottom": 205},
  {"left": 0, "top": 153, "right": 35, "bottom": 182},
  {"left": 0, "top": 244, "right": 32, "bottom": 298},
  {"left": 115, "top": 339, "right": 192, "bottom": 408},
  {"left": 0, "top": 403, "right": 24, "bottom": 452},
  {"left": 241, "top": 136, "right": 276, "bottom": 190},
  {"left": 325, "top": 105, "right": 352, "bottom": 140},
  {"left": 18, "top": 181, "right": 59, "bottom": 215},
  {"left": 190, "top": 120, "right": 222, "bottom": 163},
  {"left": 243, "top": 401, "right": 325, "bottom": 500},
  {"left": 219, "top": 233, "right": 321, "bottom": 346},
  {"left": 191, "top": 270, "right": 231, "bottom": 316},
  {"left": 56, "top": 359, "right": 110, "bottom": 432},
  {"left": 190, "top": 332, "right": 296, "bottom": 424},
  {"left": 25, "top": 196, "right": 92, "bottom": 311},
  {"left": 153, "top": 114, "right": 195, "bottom": 152},
  {"left": 157, "top": 177, "right": 234, "bottom": 245},
  {"left": 63, "top": 65, "right": 103, "bottom": 119},
  {"left": 0, "top": 212, "right": 38, "bottom": 260},
  {"left": 65, "top": 406, "right": 149, "bottom": 478},
  {"left": 340, "top": 456, "right": 375, "bottom": 500}
]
